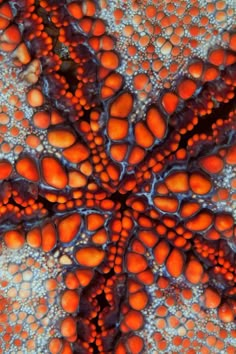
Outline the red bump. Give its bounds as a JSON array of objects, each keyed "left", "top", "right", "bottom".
[
  {"left": 185, "top": 259, "right": 204, "bottom": 284},
  {"left": 4, "top": 230, "right": 25, "bottom": 249},
  {"left": 225, "top": 145, "right": 236, "bottom": 164},
  {"left": 58, "top": 213, "right": 81, "bottom": 243},
  {"left": 154, "top": 196, "right": 179, "bottom": 213},
  {"left": 214, "top": 213, "right": 234, "bottom": 232},
  {"left": 177, "top": 79, "right": 197, "bottom": 100},
  {"left": 0, "top": 160, "right": 12, "bottom": 179},
  {"left": 41, "top": 157, "right": 68, "bottom": 189},
  {"left": 107, "top": 118, "right": 129, "bottom": 140},
  {"left": 186, "top": 211, "right": 213, "bottom": 231},
  {"left": 199, "top": 155, "right": 224, "bottom": 174},
  {"left": 126, "top": 252, "right": 148, "bottom": 273},
  {"left": 166, "top": 248, "right": 185, "bottom": 278},
  {"left": 16, "top": 156, "right": 39, "bottom": 182},
  {"left": 161, "top": 92, "right": 179, "bottom": 115},
  {"left": 109, "top": 92, "right": 133, "bottom": 118},
  {"left": 134, "top": 122, "right": 154, "bottom": 148},
  {"left": 165, "top": 171, "right": 189, "bottom": 193},
  {"left": 146, "top": 106, "right": 167, "bottom": 140}
]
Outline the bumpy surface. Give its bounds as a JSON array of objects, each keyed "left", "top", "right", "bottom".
[{"left": 0, "top": 0, "right": 235, "bottom": 353}]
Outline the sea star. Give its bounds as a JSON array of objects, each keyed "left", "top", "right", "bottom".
[{"left": 0, "top": 0, "right": 235, "bottom": 353}]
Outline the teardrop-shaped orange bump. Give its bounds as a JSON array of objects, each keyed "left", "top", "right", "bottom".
[
  {"left": 189, "top": 172, "right": 212, "bottom": 195},
  {"left": 165, "top": 171, "right": 189, "bottom": 193},
  {"left": 68, "top": 171, "right": 87, "bottom": 188},
  {"left": 138, "top": 230, "right": 159, "bottom": 248},
  {"left": 48, "top": 129, "right": 76, "bottom": 148},
  {"left": 61, "top": 290, "right": 80, "bottom": 313},
  {"left": 134, "top": 121, "right": 154, "bottom": 148},
  {"left": 27, "top": 88, "right": 44, "bottom": 107},
  {"left": 154, "top": 196, "right": 179, "bottom": 213},
  {"left": 4, "top": 230, "right": 25, "bottom": 249},
  {"left": 109, "top": 92, "right": 133, "bottom": 118},
  {"left": 203, "top": 287, "right": 221, "bottom": 309},
  {"left": 67, "top": 2, "right": 83, "bottom": 19},
  {"left": 124, "top": 310, "right": 144, "bottom": 331},
  {"left": 14, "top": 42, "right": 31, "bottom": 65},
  {"left": 41, "top": 222, "right": 57, "bottom": 252},
  {"left": 62, "top": 143, "right": 90, "bottom": 163},
  {"left": 0, "top": 3, "right": 13, "bottom": 32},
  {"left": 133, "top": 73, "right": 149, "bottom": 90},
  {"left": 75, "top": 269, "right": 94, "bottom": 287},
  {"left": 179, "top": 201, "right": 200, "bottom": 218},
  {"left": 107, "top": 118, "right": 129, "bottom": 140},
  {"left": 161, "top": 92, "right": 179, "bottom": 115},
  {"left": 27, "top": 227, "right": 41, "bottom": 248},
  {"left": 199, "top": 155, "right": 224, "bottom": 174},
  {"left": 41, "top": 157, "right": 68, "bottom": 189},
  {"left": 92, "top": 228, "right": 108, "bottom": 245},
  {"left": 128, "top": 290, "right": 148, "bottom": 310},
  {"left": 146, "top": 106, "right": 167, "bottom": 140},
  {"left": 58, "top": 213, "right": 81, "bottom": 243},
  {"left": 153, "top": 240, "right": 170, "bottom": 265},
  {"left": 126, "top": 252, "right": 148, "bottom": 273},
  {"left": 128, "top": 146, "right": 146, "bottom": 165},
  {"left": 0, "top": 24, "right": 21, "bottom": 51},
  {"left": 16, "top": 156, "right": 39, "bottom": 182},
  {"left": 100, "top": 51, "right": 119, "bottom": 70},
  {"left": 127, "top": 336, "right": 144, "bottom": 354},
  {"left": 0, "top": 160, "right": 12, "bottom": 179},
  {"left": 75, "top": 247, "right": 105, "bottom": 267},
  {"left": 188, "top": 60, "right": 204, "bottom": 78},
  {"left": 86, "top": 213, "right": 105, "bottom": 231},
  {"left": 225, "top": 145, "right": 236, "bottom": 164},
  {"left": 166, "top": 248, "right": 185, "bottom": 277},
  {"left": 218, "top": 302, "right": 234, "bottom": 323},
  {"left": 48, "top": 338, "right": 63, "bottom": 354},
  {"left": 208, "top": 49, "right": 225, "bottom": 66},
  {"left": 185, "top": 211, "right": 213, "bottom": 231},
  {"left": 64, "top": 272, "right": 80, "bottom": 290},
  {"left": 60, "top": 317, "right": 77, "bottom": 338},
  {"left": 214, "top": 213, "right": 234, "bottom": 232},
  {"left": 185, "top": 259, "right": 204, "bottom": 284},
  {"left": 110, "top": 143, "right": 128, "bottom": 162},
  {"left": 177, "top": 79, "right": 197, "bottom": 100},
  {"left": 33, "top": 111, "right": 50, "bottom": 129}
]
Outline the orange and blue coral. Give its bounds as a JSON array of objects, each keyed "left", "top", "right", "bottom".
[{"left": 0, "top": 0, "right": 235, "bottom": 353}]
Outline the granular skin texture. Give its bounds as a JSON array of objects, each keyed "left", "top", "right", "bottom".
[{"left": 0, "top": 1, "right": 235, "bottom": 353}]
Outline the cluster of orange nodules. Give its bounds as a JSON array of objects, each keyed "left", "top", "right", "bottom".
[
  {"left": 0, "top": 1, "right": 235, "bottom": 353},
  {"left": 107, "top": 92, "right": 167, "bottom": 166},
  {"left": 3, "top": 211, "right": 82, "bottom": 253},
  {"left": 135, "top": 110, "right": 235, "bottom": 192},
  {"left": 0, "top": 183, "right": 47, "bottom": 221},
  {"left": 39, "top": 0, "right": 121, "bottom": 116},
  {"left": 75, "top": 114, "right": 123, "bottom": 193},
  {"left": 150, "top": 276, "right": 236, "bottom": 353},
  {"left": 106, "top": 211, "right": 138, "bottom": 275},
  {"left": 103, "top": 0, "right": 235, "bottom": 106},
  {"left": 119, "top": 229, "right": 156, "bottom": 343},
  {"left": 105, "top": 45, "right": 235, "bottom": 162},
  {"left": 2, "top": 211, "right": 113, "bottom": 352},
  {"left": 151, "top": 144, "right": 236, "bottom": 240},
  {"left": 0, "top": 14, "right": 94, "bottom": 189},
  {"left": 104, "top": 49, "right": 235, "bottom": 184},
  {"left": 188, "top": 110, "right": 236, "bottom": 153},
  {"left": 0, "top": 240, "right": 69, "bottom": 353},
  {"left": 194, "top": 236, "right": 236, "bottom": 285}
]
